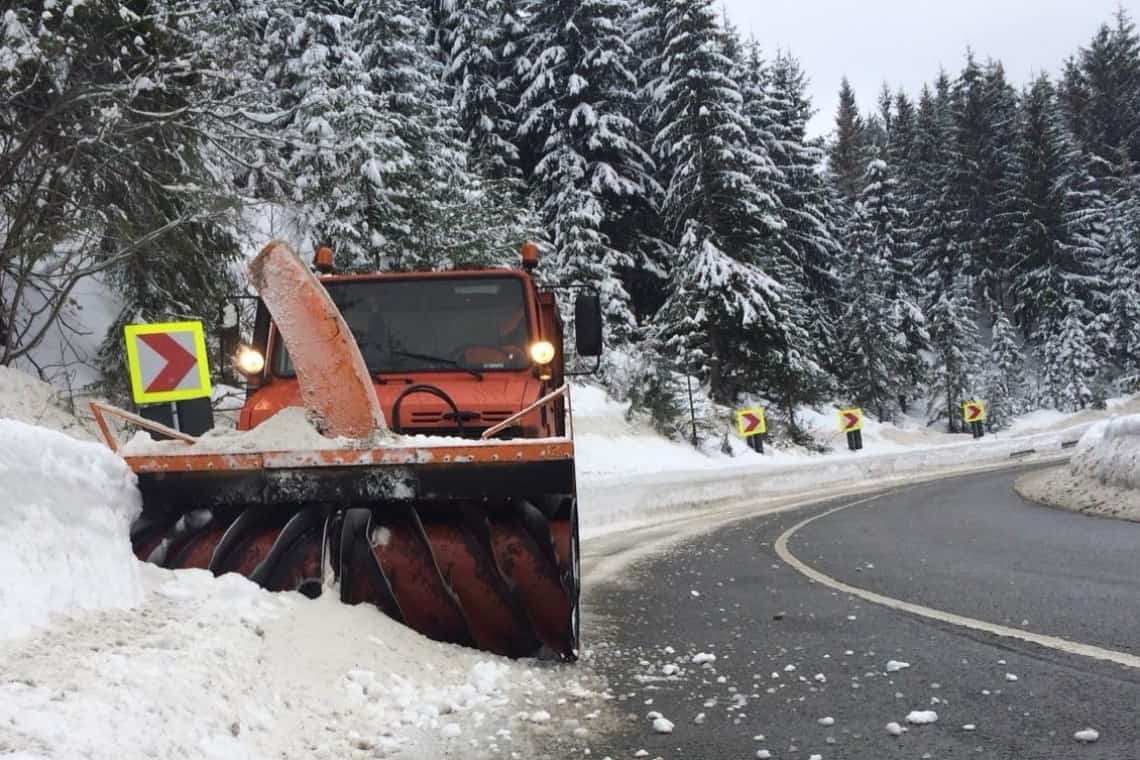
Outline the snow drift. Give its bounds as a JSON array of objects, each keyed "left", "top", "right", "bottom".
[
  {"left": 1015, "top": 414, "right": 1140, "bottom": 522},
  {"left": 0, "top": 365, "right": 94, "bottom": 440},
  {"left": 0, "top": 418, "right": 144, "bottom": 639},
  {"left": 1070, "top": 414, "right": 1140, "bottom": 490}
]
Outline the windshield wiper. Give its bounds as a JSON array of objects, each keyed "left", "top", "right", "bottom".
[{"left": 391, "top": 350, "right": 483, "bottom": 380}]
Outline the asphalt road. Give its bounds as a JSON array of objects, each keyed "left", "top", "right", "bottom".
[{"left": 557, "top": 466, "right": 1140, "bottom": 759}]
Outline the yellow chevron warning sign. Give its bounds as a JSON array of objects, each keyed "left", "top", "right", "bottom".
[{"left": 963, "top": 400, "right": 987, "bottom": 424}]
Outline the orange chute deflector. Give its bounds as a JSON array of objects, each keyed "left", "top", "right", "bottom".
[{"left": 248, "top": 240, "right": 387, "bottom": 438}]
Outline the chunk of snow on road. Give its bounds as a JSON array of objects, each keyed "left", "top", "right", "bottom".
[
  {"left": 646, "top": 711, "right": 662, "bottom": 720},
  {"left": 528, "top": 710, "right": 552, "bottom": 723},
  {"left": 885, "top": 660, "right": 910, "bottom": 672},
  {"left": 652, "top": 717, "right": 674, "bottom": 734},
  {"left": 814, "top": 673, "right": 826, "bottom": 683},
  {"left": 694, "top": 712, "right": 706, "bottom": 724},
  {"left": 818, "top": 716, "right": 835, "bottom": 726},
  {"left": 963, "top": 724, "right": 977, "bottom": 731},
  {"left": 692, "top": 653, "right": 716, "bottom": 665},
  {"left": 784, "top": 664, "right": 797, "bottom": 672},
  {"left": 1005, "top": 673, "right": 1018, "bottom": 681},
  {"left": 690, "top": 589, "right": 701, "bottom": 597},
  {"left": 0, "top": 419, "right": 143, "bottom": 640},
  {"left": 906, "top": 710, "right": 938, "bottom": 725},
  {"left": 634, "top": 750, "right": 649, "bottom": 757},
  {"left": 809, "top": 755, "right": 822, "bottom": 760},
  {"left": 756, "top": 751, "right": 771, "bottom": 759},
  {"left": 662, "top": 664, "right": 679, "bottom": 676},
  {"left": 885, "top": 721, "right": 904, "bottom": 736},
  {"left": 1074, "top": 728, "right": 1100, "bottom": 743}
]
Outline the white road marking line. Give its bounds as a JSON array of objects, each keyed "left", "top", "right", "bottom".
[{"left": 775, "top": 494, "right": 1140, "bottom": 671}]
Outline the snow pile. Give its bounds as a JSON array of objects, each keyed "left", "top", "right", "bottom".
[
  {"left": 0, "top": 365, "right": 93, "bottom": 440},
  {"left": 120, "top": 406, "right": 366, "bottom": 455},
  {"left": 1071, "top": 414, "right": 1140, "bottom": 490},
  {"left": 0, "top": 568, "right": 599, "bottom": 759},
  {"left": 1016, "top": 413, "right": 1140, "bottom": 522},
  {"left": 0, "top": 419, "right": 143, "bottom": 639}
]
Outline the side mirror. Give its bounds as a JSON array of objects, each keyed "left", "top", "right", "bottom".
[{"left": 574, "top": 294, "right": 603, "bottom": 357}]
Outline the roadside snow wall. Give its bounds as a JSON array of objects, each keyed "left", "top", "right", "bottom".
[
  {"left": 0, "top": 419, "right": 143, "bottom": 639},
  {"left": 1070, "top": 414, "right": 1140, "bottom": 490}
]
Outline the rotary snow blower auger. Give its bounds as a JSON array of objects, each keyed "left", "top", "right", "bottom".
[{"left": 93, "top": 240, "right": 604, "bottom": 660}]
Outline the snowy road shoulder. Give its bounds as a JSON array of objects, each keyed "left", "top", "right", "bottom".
[{"left": 0, "top": 566, "right": 608, "bottom": 760}]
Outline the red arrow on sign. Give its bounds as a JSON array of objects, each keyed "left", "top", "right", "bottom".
[
  {"left": 742, "top": 413, "right": 762, "bottom": 433},
  {"left": 843, "top": 412, "right": 860, "bottom": 431},
  {"left": 965, "top": 403, "right": 982, "bottom": 422},
  {"left": 140, "top": 332, "right": 198, "bottom": 393}
]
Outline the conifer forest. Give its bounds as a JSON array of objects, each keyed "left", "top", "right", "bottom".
[{"left": 3, "top": 0, "right": 1140, "bottom": 435}]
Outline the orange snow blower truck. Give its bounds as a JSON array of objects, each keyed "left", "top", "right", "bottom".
[{"left": 97, "top": 240, "right": 602, "bottom": 660}]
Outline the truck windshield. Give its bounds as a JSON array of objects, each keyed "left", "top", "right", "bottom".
[{"left": 273, "top": 276, "right": 532, "bottom": 375}]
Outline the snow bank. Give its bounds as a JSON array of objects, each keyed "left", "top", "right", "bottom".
[
  {"left": 0, "top": 419, "right": 143, "bottom": 639},
  {"left": 0, "top": 365, "right": 93, "bottom": 440},
  {"left": 0, "top": 567, "right": 603, "bottom": 759},
  {"left": 579, "top": 423, "right": 1093, "bottom": 538},
  {"left": 1071, "top": 413, "right": 1140, "bottom": 490},
  {"left": 1016, "top": 414, "right": 1140, "bottom": 522}
]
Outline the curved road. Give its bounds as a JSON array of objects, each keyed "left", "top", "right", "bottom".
[{"left": 557, "top": 466, "right": 1140, "bottom": 759}]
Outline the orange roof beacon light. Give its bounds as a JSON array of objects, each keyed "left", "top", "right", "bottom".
[
  {"left": 521, "top": 241, "right": 539, "bottom": 271},
  {"left": 314, "top": 245, "right": 335, "bottom": 274}
]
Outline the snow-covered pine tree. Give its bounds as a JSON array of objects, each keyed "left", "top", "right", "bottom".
[
  {"left": 984, "top": 309, "right": 1026, "bottom": 429},
  {"left": 619, "top": 0, "right": 674, "bottom": 324},
  {"left": 356, "top": 0, "right": 530, "bottom": 270},
  {"left": 1008, "top": 75, "right": 1108, "bottom": 350},
  {"left": 839, "top": 155, "right": 929, "bottom": 418},
  {"left": 1104, "top": 216, "right": 1140, "bottom": 389},
  {"left": 839, "top": 203, "right": 902, "bottom": 420},
  {"left": 1040, "top": 300, "right": 1100, "bottom": 411},
  {"left": 517, "top": 0, "right": 658, "bottom": 345},
  {"left": 1060, "top": 10, "right": 1140, "bottom": 200},
  {"left": 443, "top": 0, "right": 524, "bottom": 181},
  {"left": 977, "top": 61, "right": 1021, "bottom": 312},
  {"left": 947, "top": 55, "right": 1019, "bottom": 311},
  {"left": 887, "top": 90, "right": 918, "bottom": 180},
  {"left": 651, "top": 0, "right": 806, "bottom": 404},
  {"left": 655, "top": 221, "right": 784, "bottom": 402},
  {"left": 926, "top": 286, "right": 982, "bottom": 432},
  {"left": 252, "top": 0, "right": 410, "bottom": 269},
  {"left": 765, "top": 51, "right": 845, "bottom": 390},
  {"left": 734, "top": 43, "right": 829, "bottom": 417},
  {"left": 828, "top": 77, "right": 868, "bottom": 203}
]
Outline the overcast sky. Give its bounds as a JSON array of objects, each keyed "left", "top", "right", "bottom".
[{"left": 722, "top": 0, "right": 1135, "bottom": 138}]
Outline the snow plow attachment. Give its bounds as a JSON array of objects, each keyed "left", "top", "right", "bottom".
[
  {"left": 117, "top": 437, "right": 580, "bottom": 659},
  {"left": 97, "top": 241, "right": 581, "bottom": 660}
]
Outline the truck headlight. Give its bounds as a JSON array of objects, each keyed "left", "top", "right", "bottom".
[
  {"left": 529, "top": 341, "right": 555, "bottom": 365},
  {"left": 235, "top": 345, "right": 265, "bottom": 377}
]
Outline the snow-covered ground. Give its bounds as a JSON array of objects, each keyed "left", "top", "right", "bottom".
[
  {"left": 1016, "top": 413, "right": 1140, "bottom": 522},
  {"left": 2, "top": 368, "right": 1136, "bottom": 758}
]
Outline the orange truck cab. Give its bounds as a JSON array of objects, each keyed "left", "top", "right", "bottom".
[{"left": 229, "top": 245, "right": 602, "bottom": 441}]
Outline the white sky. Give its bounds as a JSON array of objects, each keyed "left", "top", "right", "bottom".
[{"left": 722, "top": 0, "right": 1137, "bottom": 138}]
